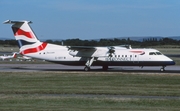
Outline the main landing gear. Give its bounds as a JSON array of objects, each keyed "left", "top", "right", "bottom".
[
  {"left": 84, "top": 57, "right": 94, "bottom": 71},
  {"left": 83, "top": 57, "right": 109, "bottom": 71},
  {"left": 84, "top": 65, "right": 109, "bottom": 71},
  {"left": 102, "top": 65, "right": 108, "bottom": 71},
  {"left": 84, "top": 66, "right": 90, "bottom": 71}
]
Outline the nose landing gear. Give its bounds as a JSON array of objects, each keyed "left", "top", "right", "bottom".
[{"left": 160, "top": 66, "right": 166, "bottom": 72}]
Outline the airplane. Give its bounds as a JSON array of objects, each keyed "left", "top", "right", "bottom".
[
  {"left": 17, "top": 55, "right": 32, "bottom": 61},
  {"left": 3, "top": 20, "right": 175, "bottom": 71},
  {"left": 0, "top": 52, "right": 17, "bottom": 60}
]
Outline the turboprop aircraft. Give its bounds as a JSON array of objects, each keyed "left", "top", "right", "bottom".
[{"left": 4, "top": 20, "right": 175, "bottom": 71}]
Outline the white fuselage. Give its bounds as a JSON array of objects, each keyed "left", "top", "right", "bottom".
[{"left": 22, "top": 43, "right": 175, "bottom": 67}]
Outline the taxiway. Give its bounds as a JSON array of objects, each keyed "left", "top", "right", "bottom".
[{"left": 0, "top": 64, "right": 180, "bottom": 73}]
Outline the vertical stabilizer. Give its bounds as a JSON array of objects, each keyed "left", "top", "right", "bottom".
[{"left": 4, "top": 20, "right": 47, "bottom": 55}]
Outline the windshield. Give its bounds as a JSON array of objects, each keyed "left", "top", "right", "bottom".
[
  {"left": 156, "top": 52, "right": 162, "bottom": 55},
  {"left": 149, "top": 52, "right": 162, "bottom": 55}
]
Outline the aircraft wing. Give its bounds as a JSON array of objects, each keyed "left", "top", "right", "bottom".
[
  {"left": 68, "top": 46, "right": 109, "bottom": 58},
  {"left": 67, "top": 46, "right": 98, "bottom": 57},
  {"left": 67, "top": 46, "right": 97, "bottom": 51}
]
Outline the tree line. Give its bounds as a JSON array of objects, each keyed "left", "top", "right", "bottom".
[
  {"left": 1, "top": 37, "right": 180, "bottom": 48},
  {"left": 46, "top": 37, "right": 180, "bottom": 48}
]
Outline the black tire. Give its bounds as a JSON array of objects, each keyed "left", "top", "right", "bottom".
[
  {"left": 102, "top": 65, "right": 108, "bottom": 70},
  {"left": 160, "top": 68, "right": 165, "bottom": 72},
  {"left": 84, "top": 66, "right": 90, "bottom": 71}
]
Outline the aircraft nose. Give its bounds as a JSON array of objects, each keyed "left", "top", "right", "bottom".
[
  {"left": 165, "top": 56, "right": 175, "bottom": 65},
  {"left": 167, "top": 60, "right": 175, "bottom": 65},
  {"left": 170, "top": 61, "right": 175, "bottom": 65}
]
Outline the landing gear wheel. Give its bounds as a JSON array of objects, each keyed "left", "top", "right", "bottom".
[
  {"left": 102, "top": 65, "right": 108, "bottom": 71},
  {"left": 84, "top": 66, "right": 90, "bottom": 71},
  {"left": 160, "top": 67, "right": 165, "bottom": 72}
]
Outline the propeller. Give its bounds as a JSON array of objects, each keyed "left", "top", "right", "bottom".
[{"left": 107, "top": 47, "right": 115, "bottom": 57}]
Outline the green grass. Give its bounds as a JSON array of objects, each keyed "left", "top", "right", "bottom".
[
  {"left": 0, "top": 72, "right": 180, "bottom": 110},
  {"left": 1, "top": 95, "right": 180, "bottom": 111},
  {"left": 0, "top": 72, "right": 180, "bottom": 96}
]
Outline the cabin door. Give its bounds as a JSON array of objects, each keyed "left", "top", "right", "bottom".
[{"left": 133, "top": 54, "right": 139, "bottom": 64}]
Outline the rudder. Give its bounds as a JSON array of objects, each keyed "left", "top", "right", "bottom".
[{"left": 4, "top": 20, "right": 47, "bottom": 55}]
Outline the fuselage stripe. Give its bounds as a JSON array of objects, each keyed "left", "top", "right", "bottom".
[
  {"left": 130, "top": 51, "right": 143, "bottom": 53},
  {"left": 130, "top": 51, "right": 145, "bottom": 55},
  {"left": 21, "top": 42, "right": 47, "bottom": 54}
]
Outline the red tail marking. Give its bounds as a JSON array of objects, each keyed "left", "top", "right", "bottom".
[
  {"left": 13, "top": 54, "right": 17, "bottom": 58},
  {"left": 12, "top": 27, "right": 34, "bottom": 39},
  {"left": 21, "top": 42, "right": 47, "bottom": 54}
]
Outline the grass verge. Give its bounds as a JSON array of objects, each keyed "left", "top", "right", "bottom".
[
  {"left": 0, "top": 72, "right": 180, "bottom": 110},
  {"left": 0, "top": 95, "right": 180, "bottom": 111}
]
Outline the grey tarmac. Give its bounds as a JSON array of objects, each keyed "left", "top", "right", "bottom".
[{"left": 0, "top": 63, "right": 179, "bottom": 73}]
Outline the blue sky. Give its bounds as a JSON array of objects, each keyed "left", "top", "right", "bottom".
[{"left": 1, "top": 0, "right": 180, "bottom": 40}]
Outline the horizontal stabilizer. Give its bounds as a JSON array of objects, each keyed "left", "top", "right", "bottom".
[{"left": 3, "top": 20, "right": 32, "bottom": 24}]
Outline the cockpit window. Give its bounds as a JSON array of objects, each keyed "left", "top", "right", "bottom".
[
  {"left": 149, "top": 52, "right": 162, "bottom": 55},
  {"left": 149, "top": 52, "right": 156, "bottom": 55},
  {"left": 156, "top": 52, "right": 162, "bottom": 55}
]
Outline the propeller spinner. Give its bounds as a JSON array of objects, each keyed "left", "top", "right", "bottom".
[{"left": 107, "top": 47, "right": 115, "bottom": 57}]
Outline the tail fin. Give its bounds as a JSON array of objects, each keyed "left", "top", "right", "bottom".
[
  {"left": 4, "top": 20, "right": 47, "bottom": 55},
  {"left": 11, "top": 52, "right": 17, "bottom": 58}
]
